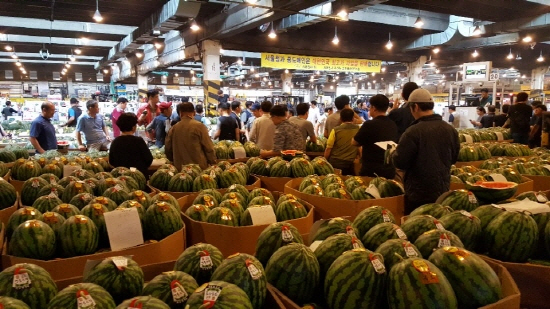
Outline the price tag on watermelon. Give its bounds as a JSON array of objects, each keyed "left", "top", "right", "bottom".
[
  {"left": 351, "top": 237, "right": 362, "bottom": 249},
  {"left": 76, "top": 290, "right": 96, "bottom": 309},
  {"left": 438, "top": 234, "right": 451, "bottom": 248},
  {"left": 209, "top": 170, "right": 216, "bottom": 179},
  {"left": 369, "top": 254, "right": 386, "bottom": 274},
  {"left": 171, "top": 280, "right": 188, "bottom": 303},
  {"left": 47, "top": 192, "right": 58, "bottom": 199},
  {"left": 203, "top": 284, "right": 222, "bottom": 308},
  {"left": 246, "top": 259, "right": 263, "bottom": 280},
  {"left": 104, "top": 207, "right": 144, "bottom": 251},
  {"left": 467, "top": 192, "right": 478, "bottom": 204},
  {"left": 463, "top": 134, "right": 474, "bottom": 143},
  {"left": 403, "top": 243, "right": 418, "bottom": 258},
  {"left": 365, "top": 184, "right": 381, "bottom": 199},
  {"left": 200, "top": 251, "right": 213, "bottom": 270},
  {"left": 537, "top": 194, "right": 548, "bottom": 203},
  {"left": 382, "top": 210, "right": 392, "bottom": 222},
  {"left": 281, "top": 225, "right": 294, "bottom": 242},
  {"left": 395, "top": 227, "right": 408, "bottom": 240},
  {"left": 112, "top": 257, "right": 128, "bottom": 270},
  {"left": 12, "top": 270, "right": 31, "bottom": 289},
  {"left": 346, "top": 226, "right": 357, "bottom": 237},
  {"left": 434, "top": 220, "right": 445, "bottom": 231},
  {"left": 309, "top": 240, "right": 323, "bottom": 252},
  {"left": 232, "top": 147, "right": 246, "bottom": 159},
  {"left": 248, "top": 206, "right": 276, "bottom": 226},
  {"left": 459, "top": 210, "right": 473, "bottom": 218},
  {"left": 489, "top": 173, "right": 507, "bottom": 182},
  {"left": 495, "top": 132, "right": 504, "bottom": 141},
  {"left": 130, "top": 167, "right": 137, "bottom": 172}
]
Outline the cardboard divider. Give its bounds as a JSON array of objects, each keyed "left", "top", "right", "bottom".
[
  {"left": 481, "top": 255, "right": 546, "bottom": 309},
  {"left": 284, "top": 177, "right": 405, "bottom": 223},
  {"left": 271, "top": 256, "right": 519, "bottom": 309},
  {"left": 450, "top": 176, "right": 534, "bottom": 196},
  {"left": 522, "top": 175, "right": 550, "bottom": 192},
  {"left": 2, "top": 228, "right": 185, "bottom": 279},
  {"left": 2, "top": 170, "right": 10, "bottom": 182},
  {"left": 178, "top": 192, "right": 315, "bottom": 257},
  {"left": 0, "top": 193, "right": 18, "bottom": 226},
  {"left": 8, "top": 178, "right": 24, "bottom": 195},
  {"left": 155, "top": 175, "right": 261, "bottom": 200},
  {"left": 454, "top": 161, "right": 485, "bottom": 168}
]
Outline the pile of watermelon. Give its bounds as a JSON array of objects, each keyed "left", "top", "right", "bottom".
[
  {"left": 247, "top": 155, "right": 334, "bottom": 177},
  {"left": 305, "top": 137, "right": 327, "bottom": 152},
  {"left": 475, "top": 153, "right": 550, "bottom": 177},
  {"left": 457, "top": 127, "right": 511, "bottom": 142},
  {"left": 450, "top": 163, "right": 525, "bottom": 184},
  {"left": 184, "top": 187, "right": 308, "bottom": 226},
  {"left": 298, "top": 174, "right": 404, "bottom": 200},
  {"left": 149, "top": 162, "right": 250, "bottom": 192},
  {"left": 214, "top": 140, "right": 261, "bottom": 159},
  {"left": 456, "top": 142, "right": 533, "bottom": 162}
]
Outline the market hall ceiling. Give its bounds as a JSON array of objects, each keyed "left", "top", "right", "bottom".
[{"left": 1, "top": 0, "right": 550, "bottom": 81}]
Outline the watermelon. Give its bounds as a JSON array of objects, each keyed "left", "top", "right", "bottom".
[
  {"left": 388, "top": 258, "right": 457, "bottom": 309},
  {"left": 150, "top": 170, "right": 175, "bottom": 191},
  {"left": 314, "top": 233, "right": 364, "bottom": 280},
  {"left": 465, "top": 181, "right": 518, "bottom": 204},
  {"left": 111, "top": 166, "right": 131, "bottom": 178},
  {"left": 276, "top": 193, "right": 299, "bottom": 206},
  {"left": 185, "top": 205, "right": 210, "bottom": 222},
  {"left": 61, "top": 181, "right": 93, "bottom": 203},
  {"left": 246, "top": 157, "right": 263, "bottom": 168},
  {"left": 82, "top": 161, "right": 105, "bottom": 174},
  {"left": 244, "top": 142, "right": 261, "bottom": 157},
  {"left": 375, "top": 239, "right": 421, "bottom": 270},
  {"left": 52, "top": 203, "right": 80, "bottom": 219},
  {"left": 532, "top": 211, "right": 550, "bottom": 258},
  {"left": 41, "top": 164, "right": 62, "bottom": 179},
  {"left": 429, "top": 247, "right": 502, "bottom": 307},
  {"left": 414, "top": 229, "right": 465, "bottom": 258},
  {"left": 185, "top": 281, "right": 253, "bottom": 309},
  {"left": 95, "top": 171, "right": 113, "bottom": 181},
  {"left": 350, "top": 186, "right": 375, "bottom": 200},
  {"left": 192, "top": 194, "right": 218, "bottom": 209},
  {"left": 227, "top": 184, "right": 250, "bottom": 202},
  {"left": 276, "top": 199, "right": 308, "bottom": 221},
  {"left": 83, "top": 256, "right": 144, "bottom": 304},
  {"left": 103, "top": 186, "right": 131, "bottom": 205},
  {"left": 167, "top": 173, "right": 193, "bottom": 192},
  {"left": 484, "top": 210, "right": 538, "bottom": 262},
  {"left": 400, "top": 215, "right": 445, "bottom": 243},
  {"left": 118, "top": 200, "right": 146, "bottom": 225},
  {"left": 0, "top": 296, "right": 30, "bottom": 309},
  {"left": 324, "top": 183, "right": 345, "bottom": 194},
  {"left": 255, "top": 222, "right": 304, "bottom": 267},
  {"left": 12, "top": 160, "right": 41, "bottom": 181},
  {"left": 89, "top": 196, "right": 118, "bottom": 211},
  {"left": 47, "top": 283, "right": 115, "bottom": 309},
  {"left": 116, "top": 296, "right": 170, "bottom": 309},
  {"left": 0, "top": 162, "right": 7, "bottom": 178},
  {"left": 311, "top": 217, "right": 358, "bottom": 242},
  {"left": 219, "top": 168, "right": 247, "bottom": 188},
  {"left": 68, "top": 193, "right": 95, "bottom": 210},
  {"left": 320, "top": 174, "right": 343, "bottom": 189},
  {"left": 290, "top": 158, "right": 315, "bottom": 177},
  {"left": 83, "top": 178, "right": 100, "bottom": 194},
  {"left": 121, "top": 168, "right": 147, "bottom": 191},
  {"left": 41, "top": 211, "right": 66, "bottom": 233},
  {"left": 199, "top": 189, "right": 224, "bottom": 203},
  {"left": 352, "top": 206, "right": 395, "bottom": 239},
  {"left": 0, "top": 264, "right": 57, "bottom": 309},
  {"left": 268, "top": 160, "right": 291, "bottom": 177},
  {"left": 370, "top": 177, "right": 404, "bottom": 197},
  {"left": 9, "top": 219, "right": 56, "bottom": 260},
  {"left": 302, "top": 184, "right": 324, "bottom": 196},
  {"left": 7, "top": 207, "right": 43, "bottom": 238},
  {"left": 81, "top": 203, "right": 109, "bottom": 248},
  {"left": 362, "top": 222, "right": 408, "bottom": 250},
  {"left": 57, "top": 215, "right": 99, "bottom": 257},
  {"left": 129, "top": 190, "right": 153, "bottom": 209},
  {"left": 470, "top": 204, "right": 507, "bottom": 232},
  {"left": 20, "top": 177, "right": 48, "bottom": 206},
  {"left": 141, "top": 271, "right": 198, "bottom": 308},
  {"left": 36, "top": 184, "right": 64, "bottom": 200},
  {"left": 192, "top": 174, "right": 218, "bottom": 192},
  {"left": 266, "top": 157, "right": 284, "bottom": 169},
  {"left": 249, "top": 159, "right": 268, "bottom": 176},
  {"left": 0, "top": 179, "right": 17, "bottom": 210},
  {"left": 174, "top": 243, "right": 224, "bottom": 285},
  {"left": 56, "top": 176, "right": 78, "bottom": 188},
  {"left": 265, "top": 243, "right": 320, "bottom": 305},
  {"left": 299, "top": 175, "right": 322, "bottom": 192},
  {"left": 211, "top": 253, "right": 267, "bottom": 309},
  {"left": 116, "top": 176, "right": 139, "bottom": 191},
  {"left": 325, "top": 249, "right": 387, "bottom": 309},
  {"left": 247, "top": 188, "right": 274, "bottom": 203},
  {"left": 39, "top": 173, "right": 59, "bottom": 185},
  {"left": 344, "top": 176, "right": 366, "bottom": 193},
  {"left": 439, "top": 210, "right": 482, "bottom": 250},
  {"left": 207, "top": 207, "right": 238, "bottom": 226},
  {"left": 145, "top": 202, "right": 184, "bottom": 240},
  {"left": 217, "top": 160, "right": 232, "bottom": 171},
  {"left": 221, "top": 191, "right": 247, "bottom": 206},
  {"left": 409, "top": 203, "right": 452, "bottom": 219},
  {"left": 311, "top": 158, "right": 334, "bottom": 176},
  {"left": 325, "top": 188, "right": 352, "bottom": 199},
  {"left": 516, "top": 191, "right": 548, "bottom": 203},
  {"left": 0, "top": 150, "right": 16, "bottom": 163},
  {"left": 247, "top": 196, "right": 276, "bottom": 209},
  {"left": 151, "top": 192, "right": 179, "bottom": 210},
  {"left": 70, "top": 168, "right": 94, "bottom": 180},
  {"left": 218, "top": 199, "right": 244, "bottom": 222},
  {"left": 159, "top": 164, "right": 178, "bottom": 173}
]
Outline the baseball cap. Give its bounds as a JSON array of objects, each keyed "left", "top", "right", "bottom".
[
  {"left": 117, "top": 97, "right": 128, "bottom": 104},
  {"left": 408, "top": 89, "right": 434, "bottom": 103},
  {"left": 159, "top": 102, "right": 173, "bottom": 110},
  {"left": 70, "top": 98, "right": 79, "bottom": 105},
  {"left": 250, "top": 103, "right": 261, "bottom": 111}
]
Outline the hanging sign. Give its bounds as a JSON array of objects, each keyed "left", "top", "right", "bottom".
[{"left": 261, "top": 53, "right": 381, "bottom": 73}]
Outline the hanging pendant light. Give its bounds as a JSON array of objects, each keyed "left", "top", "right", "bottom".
[
  {"left": 93, "top": 0, "right": 103, "bottom": 22},
  {"left": 332, "top": 26, "right": 339, "bottom": 45},
  {"left": 268, "top": 22, "right": 277, "bottom": 39},
  {"left": 507, "top": 48, "right": 514, "bottom": 59},
  {"left": 385, "top": 33, "right": 393, "bottom": 50},
  {"left": 537, "top": 51, "right": 545, "bottom": 62},
  {"left": 414, "top": 16, "right": 424, "bottom": 28}
]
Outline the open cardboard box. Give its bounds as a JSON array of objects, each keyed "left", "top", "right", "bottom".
[
  {"left": 2, "top": 228, "right": 185, "bottom": 280},
  {"left": 178, "top": 192, "right": 315, "bottom": 257},
  {"left": 450, "top": 176, "right": 534, "bottom": 196},
  {"left": 0, "top": 192, "right": 18, "bottom": 226},
  {"left": 2, "top": 170, "right": 10, "bottom": 182},
  {"left": 271, "top": 257, "right": 519, "bottom": 309},
  {"left": 155, "top": 175, "right": 260, "bottom": 200},
  {"left": 522, "top": 175, "right": 550, "bottom": 192},
  {"left": 284, "top": 177, "right": 405, "bottom": 223},
  {"left": 482, "top": 255, "right": 548, "bottom": 309}
]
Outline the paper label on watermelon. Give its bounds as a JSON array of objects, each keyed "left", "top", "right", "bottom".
[
  {"left": 200, "top": 254, "right": 213, "bottom": 270},
  {"left": 246, "top": 259, "right": 263, "bottom": 280},
  {"left": 248, "top": 206, "right": 276, "bottom": 226},
  {"left": 489, "top": 173, "right": 507, "bottom": 182},
  {"left": 203, "top": 284, "right": 222, "bottom": 308},
  {"left": 346, "top": 226, "right": 357, "bottom": 237},
  {"left": 104, "top": 207, "right": 144, "bottom": 251},
  {"left": 113, "top": 184, "right": 124, "bottom": 192},
  {"left": 369, "top": 254, "right": 386, "bottom": 274},
  {"left": 467, "top": 192, "right": 477, "bottom": 204},
  {"left": 168, "top": 171, "right": 174, "bottom": 177},
  {"left": 281, "top": 226, "right": 294, "bottom": 242},
  {"left": 395, "top": 227, "right": 408, "bottom": 240},
  {"left": 112, "top": 256, "right": 128, "bottom": 270},
  {"left": 403, "top": 243, "right": 418, "bottom": 257},
  {"left": 365, "top": 184, "right": 381, "bottom": 199},
  {"left": 309, "top": 240, "right": 323, "bottom": 252},
  {"left": 130, "top": 167, "right": 137, "bottom": 172},
  {"left": 232, "top": 147, "right": 246, "bottom": 159},
  {"left": 352, "top": 237, "right": 362, "bottom": 249},
  {"left": 48, "top": 192, "right": 57, "bottom": 198},
  {"left": 434, "top": 220, "right": 445, "bottom": 231},
  {"left": 463, "top": 134, "right": 473, "bottom": 143},
  {"left": 495, "top": 132, "right": 504, "bottom": 141},
  {"left": 76, "top": 290, "right": 96, "bottom": 309},
  {"left": 12, "top": 271, "right": 30, "bottom": 289},
  {"left": 537, "top": 194, "right": 548, "bottom": 203},
  {"left": 209, "top": 170, "right": 216, "bottom": 179},
  {"left": 438, "top": 234, "right": 451, "bottom": 248},
  {"left": 49, "top": 177, "right": 57, "bottom": 185},
  {"left": 171, "top": 280, "right": 188, "bottom": 303},
  {"left": 382, "top": 210, "right": 392, "bottom": 222}
]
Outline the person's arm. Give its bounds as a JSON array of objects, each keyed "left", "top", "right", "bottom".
[
  {"left": 102, "top": 120, "right": 111, "bottom": 141},
  {"left": 324, "top": 129, "right": 336, "bottom": 159},
  {"left": 261, "top": 129, "right": 284, "bottom": 158},
  {"left": 392, "top": 131, "right": 418, "bottom": 170},
  {"left": 200, "top": 126, "right": 217, "bottom": 165},
  {"left": 249, "top": 120, "right": 258, "bottom": 143},
  {"left": 10, "top": 108, "right": 17, "bottom": 114},
  {"left": 324, "top": 124, "right": 329, "bottom": 138},
  {"left": 137, "top": 106, "right": 148, "bottom": 126},
  {"left": 235, "top": 126, "right": 240, "bottom": 141},
  {"left": 76, "top": 131, "right": 86, "bottom": 151},
  {"left": 29, "top": 137, "right": 45, "bottom": 154}
]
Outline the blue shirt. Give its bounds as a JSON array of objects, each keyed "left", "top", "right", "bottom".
[
  {"left": 30, "top": 115, "right": 57, "bottom": 152},
  {"left": 76, "top": 113, "right": 107, "bottom": 144},
  {"left": 151, "top": 114, "right": 169, "bottom": 147}
]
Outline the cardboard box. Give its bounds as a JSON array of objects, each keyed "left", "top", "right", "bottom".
[
  {"left": 157, "top": 175, "right": 261, "bottom": 200},
  {"left": 284, "top": 177, "right": 405, "bottom": 223},
  {"left": 178, "top": 192, "right": 315, "bottom": 257},
  {"left": 454, "top": 160, "right": 485, "bottom": 168},
  {"left": 450, "top": 176, "right": 534, "bottom": 196},
  {"left": 2, "top": 228, "right": 185, "bottom": 280},
  {"left": 523, "top": 175, "right": 550, "bottom": 192},
  {"left": 271, "top": 257, "right": 520, "bottom": 309},
  {"left": 8, "top": 178, "right": 23, "bottom": 194},
  {"left": 2, "top": 170, "right": 10, "bottom": 182},
  {"left": 0, "top": 193, "right": 18, "bottom": 226}
]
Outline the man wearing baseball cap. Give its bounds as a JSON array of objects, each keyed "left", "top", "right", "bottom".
[
  {"left": 148, "top": 101, "right": 173, "bottom": 147},
  {"left": 390, "top": 88, "right": 460, "bottom": 214},
  {"left": 63, "top": 98, "right": 82, "bottom": 127}
]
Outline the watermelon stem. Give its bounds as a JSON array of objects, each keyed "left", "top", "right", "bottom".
[{"left": 393, "top": 253, "right": 404, "bottom": 262}]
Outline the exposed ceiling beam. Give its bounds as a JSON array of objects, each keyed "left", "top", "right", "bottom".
[
  {"left": 0, "top": 59, "right": 97, "bottom": 65},
  {"left": 276, "top": 2, "right": 332, "bottom": 32},
  {"left": 348, "top": 5, "right": 449, "bottom": 32},
  {"left": 0, "top": 52, "right": 103, "bottom": 61},
  {"left": 0, "top": 34, "right": 117, "bottom": 48},
  {"left": 0, "top": 17, "right": 136, "bottom": 36}
]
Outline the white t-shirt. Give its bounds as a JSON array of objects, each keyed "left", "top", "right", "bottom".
[{"left": 307, "top": 106, "right": 320, "bottom": 124}]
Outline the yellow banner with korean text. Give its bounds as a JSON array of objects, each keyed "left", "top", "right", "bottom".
[{"left": 261, "top": 52, "right": 381, "bottom": 73}]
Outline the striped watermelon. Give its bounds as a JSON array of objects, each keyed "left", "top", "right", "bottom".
[
  {"left": 388, "top": 258, "right": 457, "bottom": 309},
  {"left": 439, "top": 189, "right": 479, "bottom": 212},
  {"left": 0, "top": 296, "right": 30, "bottom": 308},
  {"left": 312, "top": 217, "right": 358, "bottom": 242},
  {"left": 207, "top": 207, "right": 238, "bottom": 226},
  {"left": 269, "top": 160, "right": 291, "bottom": 177},
  {"left": 103, "top": 186, "right": 131, "bottom": 205},
  {"left": 185, "top": 281, "right": 253, "bottom": 309},
  {"left": 325, "top": 188, "right": 352, "bottom": 200},
  {"left": 247, "top": 196, "right": 276, "bottom": 210},
  {"left": 218, "top": 199, "right": 244, "bottom": 222},
  {"left": 7, "top": 207, "right": 43, "bottom": 238},
  {"left": 470, "top": 205, "right": 507, "bottom": 232},
  {"left": 83, "top": 256, "right": 144, "bottom": 304},
  {"left": 36, "top": 184, "right": 64, "bottom": 200},
  {"left": 89, "top": 196, "right": 118, "bottom": 211},
  {"left": 324, "top": 183, "right": 345, "bottom": 194},
  {"left": 12, "top": 160, "right": 41, "bottom": 181},
  {"left": 116, "top": 176, "right": 139, "bottom": 192},
  {"left": 185, "top": 205, "right": 210, "bottom": 222},
  {"left": 58, "top": 215, "right": 99, "bottom": 257},
  {"left": 219, "top": 168, "right": 247, "bottom": 188},
  {"left": 532, "top": 211, "right": 550, "bottom": 258},
  {"left": 61, "top": 181, "right": 93, "bottom": 203},
  {"left": 217, "top": 160, "right": 232, "bottom": 171},
  {"left": 116, "top": 296, "right": 169, "bottom": 309},
  {"left": 69, "top": 193, "right": 95, "bottom": 210},
  {"left": 247, "top": 188, "right": 274, "bottom": 204},
  {"left": 151, "top": 192, "right": 179, "bottom": 210},
  {"left": 129, "top": 190, "right": 153, "bottom": 209},
  {"left": 167, "top": 173, "right": 193, "bottom": 192},
  {"left": 221, "top": 191, "right": 247, "bottom": 206},
  {"left": 0, "top": 149, "right": 16, "bottom": 163},
  {"left": 95, "top": 171, "right": 113, "bottom": 181},
  {"left": 20, "top": 177, "right": 48, "bottom": 206},
  {"left": 302, "top": 184, "right": 324, "bottom": 196},
  {"left": 200, "top": 189, "right": 224, "bottom": 203},
  {"left": 362, "top": 222, "right": 408, "bottom": 250},
  {"left": 247, "top": 157, "right": 262, "bottom": 168},
  {"left": 351, "top": 186, "right": 375, "bottom": 200},
  {"left": 375, "top": 239, "right": 421, "bottom": 271},
  {"left": 484, "top": 210, "right": 538, "bottom": 262},
  {"left": 192, "top": 174, "right": 218, "bottom": 192},
  {"left": 311, "top": 157, "right": 334, "bottom": 176},
  {"left": 56, "top": 176, "right": 78, "bottom": 188},
  {"left": 265, "top": 243, "right": 320, "bottom": 305},
  {"left": 249, "top": 159, "right": 268, "bottom": 176},
  {"left": 409, "top": 203, "right": 453, "bottom": 219},
  {"left": 255, "top": 222, "right": 304, "bottom": 267},
  {"left": 400, "top": 215, "right": 445, "bottom": 243},
  {"left": 47, "top": 283, "right": 115, "bottom": 309},
  {"left": 0, "top": 264, "right": 57, "bottom": 309},
  {"left": 429, "top": 247, "right": 502, "bottom": 307},
  {"left": 227, "top": 184, "right": 250, "bottom": 202},
  {"left": 118, "top": 200, "right": 146, "bottom": 225},
  {"left": 145, "top": 202, "right": 184, "bottom": 240},
  {"left": 266, "top": 157, "right": 284, "bottom": 169},
  {"left": 41, "top": 211, "right": 66, "bottom": 233},
  {"left": 141, "top": 271, "right": 198, "bottom": 308},
  {"left": 352, "top": 206, "right": 395, "bottom": 238},
  {"left": 345, "top": 176, "right": 366, "bottom": 193},
  {"left": 314, "top": 233, "right": 364, "bottom": 280},
  {"left": 192, "top": 194, "right": 218, "bottom": 209},
  {"left": 276, "top": 193, "right": 298, "bottom": 206},
  {"left": 414, "top": 230, "right": 464, "bottom": 258},
  {"left": 150, "top": 170, "right": 175, "bottom": 191},
  {"left": 0, "top": 161, "right": 7, "bottom": 178},
  {"left": 9, "top": 220, "right": 56, "bottom": 260},
  {"left": 52, "top": 203, "right": 80, "bottom": 219},
  {"left": 82, "top": 161, "right": 104, "bottom": 174},
  {"left": 39, "top": 173, "right": 59, "bottom": 185},
  {"left": 439, "top": 210, "right": 481, "bottom": 250},
  {"left": 325, "top": 249, "right": 387, "bottom": 309},
  {"left": 244, "top": 142, "right": 261, "bottom": 158},
  {"left": 111, "top": 166, "right": 131, "bottom": 178},
  {"left": 181, "top": 164, "right": 202, "bottom": 179},
  {"left": 174, "top": 243, "right": 224, "bottom": 285},
  {"left": 0, "top": 179, "right": 17, "bottom": 210},
  {"left": 290, "top": 158, "right": 315, "bottom": 177},
  {"left": 299, "top": 175, "right": 322, "bottom": 192},
  {"left": 276, "top": 199, "right": 307, "bottom": 221},
  {"left": 320, "top": 174, "right": 343, "bottom": 189},
  {"left": 211, "top": 253, "right": 267, "bottom": 309},
  {"left": 122, "top": 168, "right": 147, "bottom": 191},
  {"left": 81, "top": 203, "right": 109, "bottom": 248},
  {"left": 70, "top": 169, "right": 94, "bottom": 180}
]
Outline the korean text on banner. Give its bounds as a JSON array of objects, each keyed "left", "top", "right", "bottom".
[{"left": 261, "top": 53, "right": 382, "bottom": 73}]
